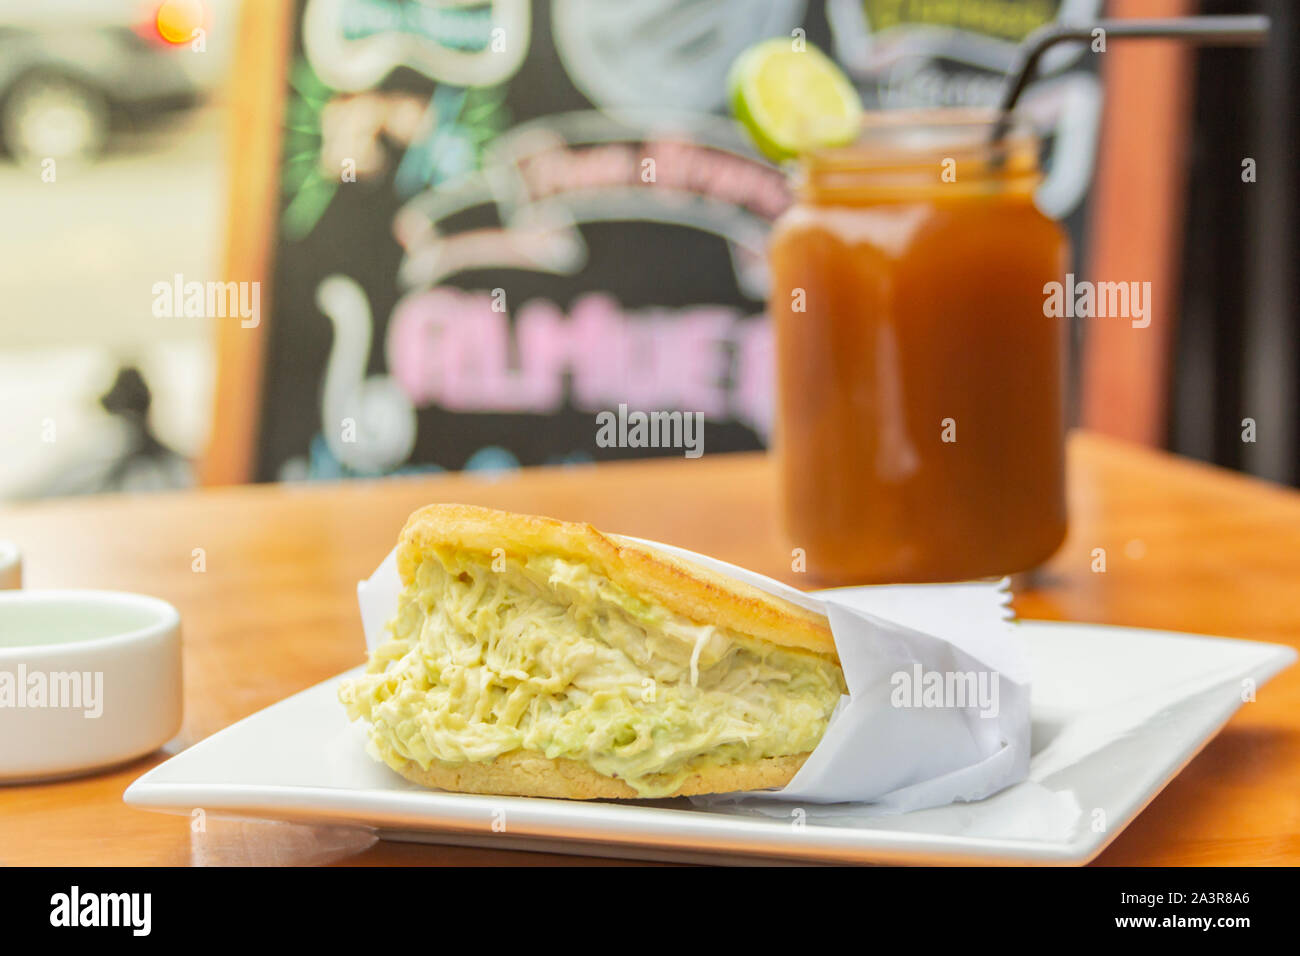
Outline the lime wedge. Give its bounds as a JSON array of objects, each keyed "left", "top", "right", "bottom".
[{"left": 727, "top": 38, "right": 862, "bottom": 163}]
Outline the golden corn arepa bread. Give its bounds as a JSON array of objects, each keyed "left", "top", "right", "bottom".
[
  {"left": 397, "top": 504, "right": 836, "bottom": 659},
  {"left": 344, "top": 504, "right": 841, "bottom": 800},
  {"left": 395, "top": 750, "right": 811, "bottom": 801}
]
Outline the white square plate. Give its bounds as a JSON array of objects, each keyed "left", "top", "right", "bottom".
[{"left": 125, "top": 621, "right": 1295, "bottom": 865}]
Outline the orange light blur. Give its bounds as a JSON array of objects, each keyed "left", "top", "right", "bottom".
[{"left": 155, "top": 0, "right": 207, "bottom": 46}]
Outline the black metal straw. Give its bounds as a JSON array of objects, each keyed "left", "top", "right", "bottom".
[{"left": 992, "top": 15, "right": 1271, "bottom": 143}]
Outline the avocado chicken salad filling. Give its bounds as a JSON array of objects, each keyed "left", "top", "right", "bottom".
[{"left": 339, "top": 549, "right": 846, "bottom": 797}]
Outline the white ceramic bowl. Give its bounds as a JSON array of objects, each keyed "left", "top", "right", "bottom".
[
  {"left": 0, "top": 590, "right": 182, "bottom": 782},
  {"left": 0, "top": 541, "right": 19, "bottom": 590}
]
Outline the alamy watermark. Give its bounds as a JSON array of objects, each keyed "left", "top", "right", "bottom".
[
  {"left": 152, "top": 273, "right": 260, "bottom": 328},
  {"left": 890, "top": 663, "right": 1000, "bottom": 718},
  {"left": 595, "top": 404, "right": 704, "bottom": 458},
  {"left": 1043, "top": 273, "right": 1151, "bottom": 328},
  {"left": 50, "top": 886, "right": 150, "bottom": 936},
  {"left": 0, "top": 665, "right": 102, "bottom": 718}
]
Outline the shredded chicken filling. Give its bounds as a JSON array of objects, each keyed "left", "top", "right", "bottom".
[{"left": 340, "top": 550, "right": 845, "bottom": 797}]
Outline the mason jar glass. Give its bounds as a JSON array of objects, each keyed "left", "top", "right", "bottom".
[{"left": 769, "top": 111, "right": 1069, "bottom": 583}]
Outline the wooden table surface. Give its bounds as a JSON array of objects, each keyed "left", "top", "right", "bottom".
[{"left": 1, "top": 431, "right": 1298, "bottom": 866}]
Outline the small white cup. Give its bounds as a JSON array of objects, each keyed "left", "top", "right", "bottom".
[
  {"left": 0, "top": 590, "right": 182, "bottom": 782},
  {"left": 0, "top": 542, "right": 19, "bottom": 590}
]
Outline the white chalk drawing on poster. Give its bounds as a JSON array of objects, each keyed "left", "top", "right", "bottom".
[
  {"left": 395, "top": 111, "right": 784, "bottom": 297},
  {"left": 826, "top": 0, "right": 1104, "bottom": 219},
  {"left": 300, "top": 0, "right": 525, "bottom": 200},
  {"left": 282, "top": 0, "right": 534, "bottom": 480},
  {"left": 551, "top": 0, "right": 806, "bottom": 112},
  {"left": 285, "top": 109, "right": 786, "bottom": 480},
  {"left": 302, "top": 0, "right": 531, "bottom": 90},
  {"left": 383, "top": 110, "right": 785, "bottom": 450},
  {"left": 285, "top": 2, "right": 805, "bottom": 478},
  {"left": 315, "top": 275, "right": 418, "bottom": 474}
]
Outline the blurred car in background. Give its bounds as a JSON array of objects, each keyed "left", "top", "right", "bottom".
[{"left": 0, "top": 1, "right": 210, "bottom": 165}]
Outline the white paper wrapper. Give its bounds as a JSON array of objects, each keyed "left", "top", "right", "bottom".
[{"left": 356, "top": 540, "right": 1029, "bottom": 812}]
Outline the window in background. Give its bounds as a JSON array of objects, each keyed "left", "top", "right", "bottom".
[{"left": 0, "top": 0, "right": 238, "bottom": 498}]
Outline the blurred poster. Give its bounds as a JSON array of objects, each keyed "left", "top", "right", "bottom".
[{"left": 256, "top": 0, "right": 1100, "bottom": 481}]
